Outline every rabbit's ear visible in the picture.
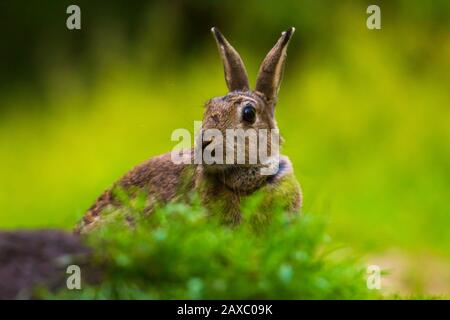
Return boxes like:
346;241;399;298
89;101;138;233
255;27;295;102
211;27;250;92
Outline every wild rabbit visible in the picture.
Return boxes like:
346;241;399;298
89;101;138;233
75;27;301;234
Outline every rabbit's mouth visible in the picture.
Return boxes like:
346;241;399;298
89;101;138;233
202;154;281;181
216;165;272;192
199;136;277;173
202;161;267;173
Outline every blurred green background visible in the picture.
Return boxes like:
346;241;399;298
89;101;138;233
0;0;449;296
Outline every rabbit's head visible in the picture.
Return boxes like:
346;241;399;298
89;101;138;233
199;27;295;177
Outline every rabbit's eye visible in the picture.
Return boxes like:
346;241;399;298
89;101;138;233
242;104;256;124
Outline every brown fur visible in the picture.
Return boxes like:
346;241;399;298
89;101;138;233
75;28;301;234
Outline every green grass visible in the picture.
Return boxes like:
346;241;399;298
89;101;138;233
42;196;375;299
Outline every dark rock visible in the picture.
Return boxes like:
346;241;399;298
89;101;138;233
0;230;90;299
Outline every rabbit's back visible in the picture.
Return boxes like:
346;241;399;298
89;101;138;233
75;151;196;234
120;151;196;201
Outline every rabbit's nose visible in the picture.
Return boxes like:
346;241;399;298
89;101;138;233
202;139;213;151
